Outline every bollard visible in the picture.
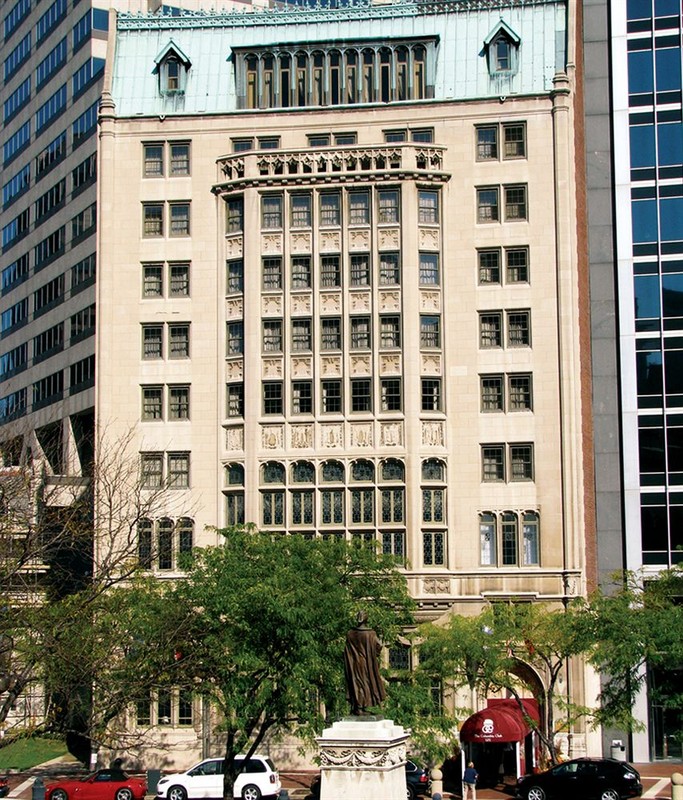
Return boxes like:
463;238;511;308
32;778;45;800
672;771;683;800
430;767;443;799
278;791;290;800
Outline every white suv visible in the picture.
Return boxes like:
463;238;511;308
156;756;281;800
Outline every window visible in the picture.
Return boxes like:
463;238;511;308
227;322;244;356
168;452;190;489
510;444;534;481
480;313;502;348
351;379;372;412
349;192;370;225
34;276;64;315
3;164;30;207
170;263;190;296
291;194;311;228
226;198;243;233
382;530;405;562
421;378;441;411
381;379;402;412
142;387;163;421
70;306;95;341
71;203;96;240
227;383;244;417
523;512;540;565
476;126;498;160
418;191;439;224
225;492;245;525
504;185;527;221
486;30;519;76
169;324;190;358
143;204;163;237
507;248;529;283
350;317;371;350
321;318;341;351
350;254;370;287
477;188;499;222
507;311;531;346
351;488;374;524
292;381;312;414
476;123;526;160
4;121;31;167
481;375;504;412
380;316;401;349
502;512;517;565
292;318;312;351
170;143;190;175
411;128;434;142
143;264;163;297
504;123;526;158
480;512;496;565
291;490;314;525
291;256;311;289
308;134;330;147
262;257;282;291
419;253;440;285
72;152;96;193
232;138;253;152
263;382;283;415
321;380;342;413
320;193;341;227
35;84;67;132
36;37;66;89
379;253;400;286
169;385;190;420
35;131;66;177
142;325;163;359
170;203;190;236
144;144;164;177
482;445;505;482
320;255;341;288
509;374;532;411
479;250;500;284
262;319;283;353
423;531;445;566
261;195;282;229
72;101;98;145
378;190;399;224
37;0;66;43
321;489;344;524
227;259;243;294
420;315;441;349
141;453;163;488
4;77;31;124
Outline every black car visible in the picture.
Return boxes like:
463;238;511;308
516;757;642;800
0;777;9;799
405;759;430;800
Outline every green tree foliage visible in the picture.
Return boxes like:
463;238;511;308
167;528;414;798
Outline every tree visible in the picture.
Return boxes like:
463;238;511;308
167;528;414;799
417;602;592;765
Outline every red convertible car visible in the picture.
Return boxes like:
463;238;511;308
46;770;147;800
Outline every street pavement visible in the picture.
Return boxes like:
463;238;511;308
4;759;682;800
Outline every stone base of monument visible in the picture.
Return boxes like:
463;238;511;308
316;717;409;800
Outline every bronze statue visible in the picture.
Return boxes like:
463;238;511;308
343;610;386;715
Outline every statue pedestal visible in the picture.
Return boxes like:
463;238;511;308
316;717;409;800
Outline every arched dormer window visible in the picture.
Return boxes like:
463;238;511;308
154;40;191;96
484;21;520;78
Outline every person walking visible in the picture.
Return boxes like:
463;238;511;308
462;761;478;800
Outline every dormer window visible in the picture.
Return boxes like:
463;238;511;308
484;21;520;78
154;40;191;96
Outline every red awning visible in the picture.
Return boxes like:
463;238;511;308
460;699;539;743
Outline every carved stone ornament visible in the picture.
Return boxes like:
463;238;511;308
351;423;373;447
226;236;243;258
423;578;450;594
226;427;244;451
350;355;371;375
226;298;243;319
320;231;341;252
319;744;407;769
348;229;370;251
291;425;313;449
321;294;341;313
419;227;440;250
226;360;243;380
381;422;402;447
321;356;342;377
378;291;400;312
262;359;283;379
261;233;283;254
262;426;284;450
291;294;312;315
379;354;401;375
262;295;283;316
350;292;370;312
321;424;343;448
378;229;400;250
421;354;441;374
291;357;312;377
290;231;312;253
420;291;441;312
422;421;444;447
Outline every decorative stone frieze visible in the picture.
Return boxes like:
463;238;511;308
349;291;371;312
423;578;450;594
226;297;243;319
351;423;373;447
348;229;370;251
291;293;312;315
419;227;440;250
420;290;440;311
225;236;243;258
290;231;311;253
350;355;371;375
226;360;243;380
378;228;400;250
381;422;403;447
291;357;312;377
320;424;343;448
421;353;441;374
261;233;283;254
321;357;342;377
320;230;341;252
262;426;284;450
379;354;401;375
262;359;283;378
320;293;341;313
225;427;244;452
378;290;400;312
290;425;313;449
422;420;444;446
262;295;283;316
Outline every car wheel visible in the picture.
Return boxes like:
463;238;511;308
50;790;68;800
526;787;546;800
600;790;620;800
116;789;133;800
167;785;187;800
406;786;415;800
240;786;261;800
